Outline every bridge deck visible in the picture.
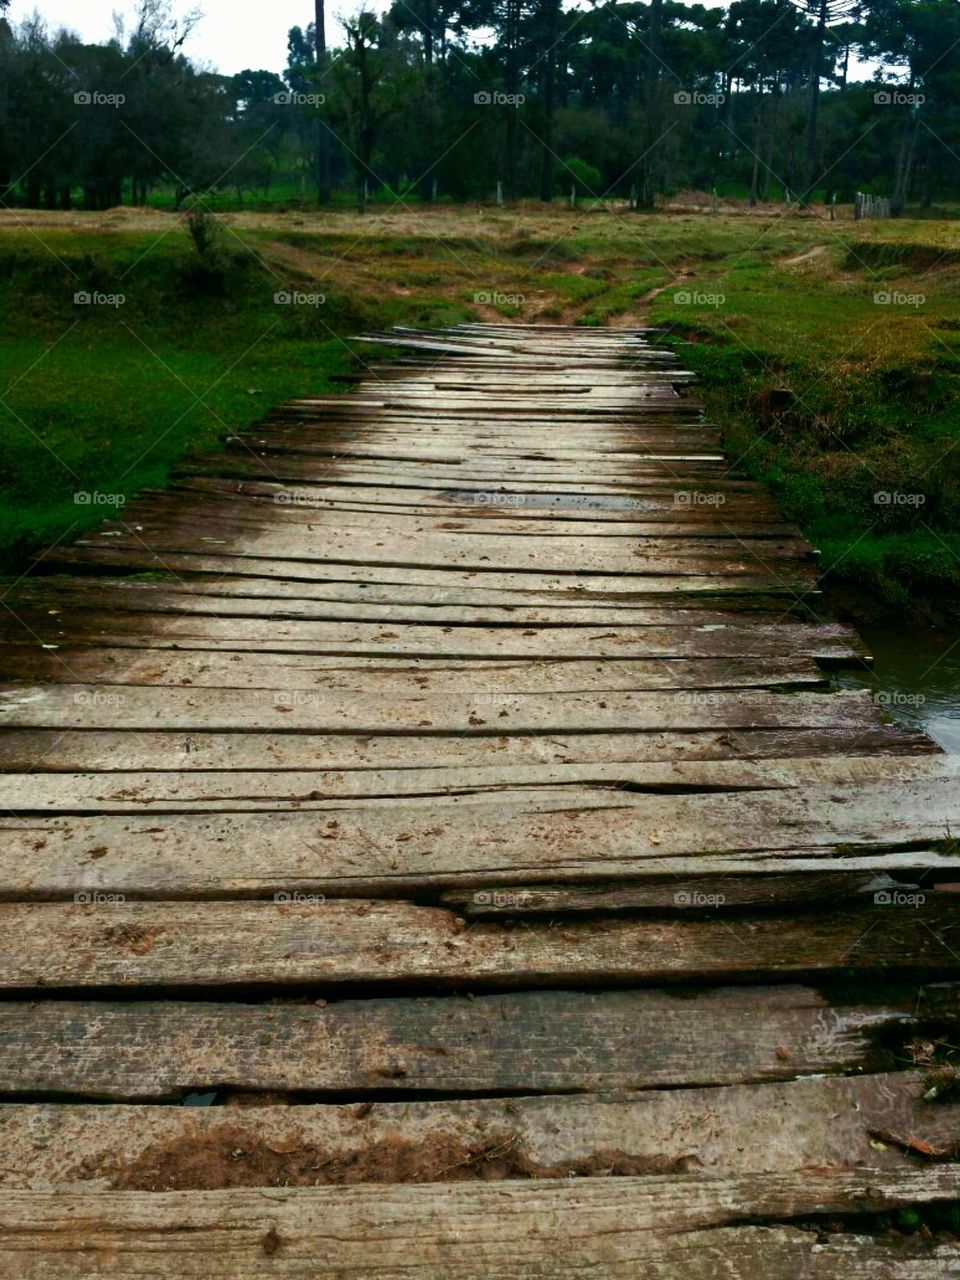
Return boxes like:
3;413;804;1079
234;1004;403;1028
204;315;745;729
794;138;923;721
0;324;958;1276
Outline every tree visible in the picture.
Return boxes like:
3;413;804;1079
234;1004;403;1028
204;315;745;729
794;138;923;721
315;0;331;202
791;0;858;196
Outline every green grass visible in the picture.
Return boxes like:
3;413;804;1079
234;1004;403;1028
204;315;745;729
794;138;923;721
0;223;469;567
647;225;960;621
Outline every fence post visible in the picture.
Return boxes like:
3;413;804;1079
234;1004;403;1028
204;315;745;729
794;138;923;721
496;180;504;208
431;178;438;203
629;183;637;210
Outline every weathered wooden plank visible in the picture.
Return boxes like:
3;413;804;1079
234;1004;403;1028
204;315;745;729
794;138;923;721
74;499;794;542
2;1174;958;1278
37;546;818;600
0;725;928;776
1;583;805;628
0;985;952;1098
0;754;952;813
2;770;958;896
0;567;814;610
171;476;791;525
3;900;957;989
195;460;731;488
65;527;806;575
0;686;882;736
172;456;766;493
442;871;937;914
0;615;866;661
0;1073;954;1189
0;648;825;693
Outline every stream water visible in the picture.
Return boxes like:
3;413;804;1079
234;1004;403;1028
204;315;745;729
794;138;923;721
839;626;960;754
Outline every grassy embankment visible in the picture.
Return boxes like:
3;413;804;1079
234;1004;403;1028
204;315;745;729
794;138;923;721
1;203;958;621
645;218;960;622
0;204;671;567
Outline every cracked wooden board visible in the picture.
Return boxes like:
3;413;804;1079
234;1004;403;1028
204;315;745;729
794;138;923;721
35;546;819;600
2;899;957;990
1;1173;958;1278
442;870;950;914
0;686;882;735
0;985;953;1098
3;767;959;895
0;615;866;660
0;754;954;812
0;1074;954;1189
0;586;810;628
0;649;828;692
0;724;929;774
50;533;808;577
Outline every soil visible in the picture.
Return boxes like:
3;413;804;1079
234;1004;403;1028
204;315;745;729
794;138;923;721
93;1126;698;1191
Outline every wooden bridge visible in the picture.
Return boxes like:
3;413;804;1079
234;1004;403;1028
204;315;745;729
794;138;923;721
0;323;958;1275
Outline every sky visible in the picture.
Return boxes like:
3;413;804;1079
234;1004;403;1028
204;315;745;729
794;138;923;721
10;1;329;74
10;0;743;78
11;0;880;79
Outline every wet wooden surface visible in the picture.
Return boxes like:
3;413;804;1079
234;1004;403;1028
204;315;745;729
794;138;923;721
0;322;957;1275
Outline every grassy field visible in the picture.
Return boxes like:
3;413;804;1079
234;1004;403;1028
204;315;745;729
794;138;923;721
1;201;958;619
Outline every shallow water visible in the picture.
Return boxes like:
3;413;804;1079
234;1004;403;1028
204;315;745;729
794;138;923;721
841;626;960;754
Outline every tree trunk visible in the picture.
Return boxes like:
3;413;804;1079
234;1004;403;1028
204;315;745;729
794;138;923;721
892;110;919;214
315;0;331;204
749;83;763;207
762;79;781;201
802;0;828;199
504;0;520;200
538;0;558;202
635;0;663;210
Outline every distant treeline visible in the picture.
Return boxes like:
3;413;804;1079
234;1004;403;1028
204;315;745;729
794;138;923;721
0;0;957;211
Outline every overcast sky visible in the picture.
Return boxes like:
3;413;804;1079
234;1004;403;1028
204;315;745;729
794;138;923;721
10;0;759;77
10;1;320;73
12;0;880;78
